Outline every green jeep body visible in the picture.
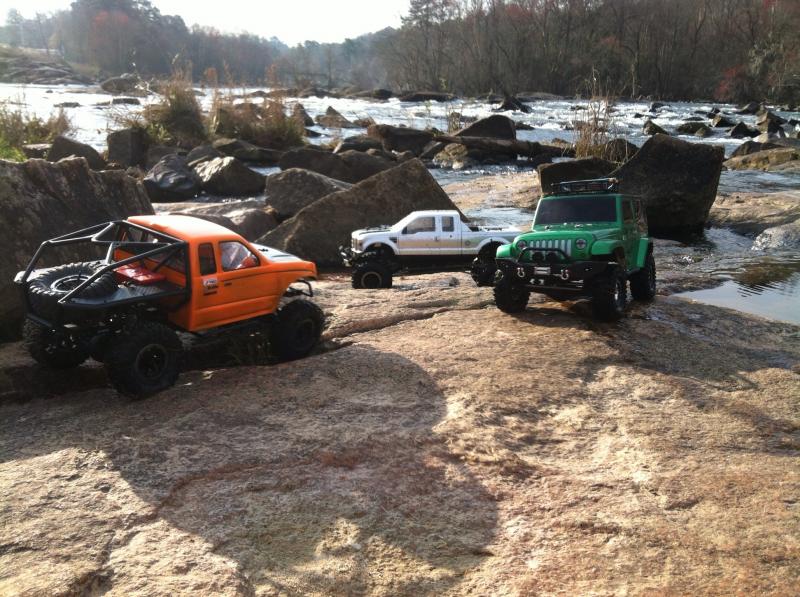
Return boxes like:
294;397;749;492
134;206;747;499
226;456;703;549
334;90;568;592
493;178;656;320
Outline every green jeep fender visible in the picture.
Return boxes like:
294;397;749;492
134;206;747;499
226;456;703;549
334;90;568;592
496;244;514;259
590;240;624;259
634;239;653;268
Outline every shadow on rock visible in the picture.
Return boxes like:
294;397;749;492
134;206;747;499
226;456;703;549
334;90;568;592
0;344;498;595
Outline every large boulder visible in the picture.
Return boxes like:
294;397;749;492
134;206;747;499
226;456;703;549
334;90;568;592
495;95;531;113
47;136;106;170
455;115;516;140
265;169;352;220
212;138;282;165
367;124;434;155
0;158;152;337
143;155;200;202
730;140;782;158
756;110;786;133
537;158;615;195
333;135;383;154
156;199;278;240
601;138;639;163
278;147;394;184
258;159;461;265
185;145;223;168
107;128;147;168
193;157;266;197
611;134;724;234
351;88;393;100
291;103;314;127
728;122;759;139
643;119;668;136
676;121;710;135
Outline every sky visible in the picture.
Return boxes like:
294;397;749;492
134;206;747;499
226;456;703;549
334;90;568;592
1;0;410;45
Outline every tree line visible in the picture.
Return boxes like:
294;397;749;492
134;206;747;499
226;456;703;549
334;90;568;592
2;0;798;103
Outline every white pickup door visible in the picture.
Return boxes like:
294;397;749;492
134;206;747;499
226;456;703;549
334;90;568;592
397;213;462;255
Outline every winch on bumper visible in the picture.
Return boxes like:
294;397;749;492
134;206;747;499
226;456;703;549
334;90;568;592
496;247;608;292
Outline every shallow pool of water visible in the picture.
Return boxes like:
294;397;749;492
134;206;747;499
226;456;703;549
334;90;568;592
676;256;800;324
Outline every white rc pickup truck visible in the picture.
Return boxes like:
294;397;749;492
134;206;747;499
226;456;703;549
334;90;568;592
340;210;522;288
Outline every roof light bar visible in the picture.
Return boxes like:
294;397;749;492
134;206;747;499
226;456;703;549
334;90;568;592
553;177;619;196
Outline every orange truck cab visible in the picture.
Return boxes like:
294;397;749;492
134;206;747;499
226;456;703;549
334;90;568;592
125;215;318;332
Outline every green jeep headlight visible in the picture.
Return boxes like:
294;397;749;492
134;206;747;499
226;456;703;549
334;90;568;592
516;240;528;249
576;239;587;250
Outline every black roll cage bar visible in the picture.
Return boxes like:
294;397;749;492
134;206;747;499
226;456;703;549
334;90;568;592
18;220;191;309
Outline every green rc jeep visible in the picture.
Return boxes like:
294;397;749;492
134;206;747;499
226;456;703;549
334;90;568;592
493;178;656;320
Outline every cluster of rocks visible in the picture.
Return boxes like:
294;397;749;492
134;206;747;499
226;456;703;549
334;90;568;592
0;53;91;85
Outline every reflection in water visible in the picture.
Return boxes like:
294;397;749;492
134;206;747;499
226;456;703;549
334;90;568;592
678;259;800;324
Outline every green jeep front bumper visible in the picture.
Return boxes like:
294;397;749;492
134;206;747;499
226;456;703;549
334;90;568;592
496;250;609;293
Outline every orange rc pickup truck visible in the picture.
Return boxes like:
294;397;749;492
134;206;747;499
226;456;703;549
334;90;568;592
14;215;324;397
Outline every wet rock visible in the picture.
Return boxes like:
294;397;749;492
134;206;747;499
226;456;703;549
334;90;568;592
538;158;616;195
514;121;534;130
649;101;668;112
21;143;51;159
146;145;184;169
419;141;447;160
212;138;282;165
193;157;266;197
724;147;800;172
111;97;141;106
47;136;106;170
265;168;352;220
315;106;359;129
735;101;761;115
601;138;639;163
158;199;278;240
259;159;460;265
612;134;724;234
756;109;786;134
0;158;152;337
711;114;735;128
278;147;394;184
398;91;456;102
351;88;393;100
333;135;383;154
729;140;782;158
107;128;147;168
185;145;223;168
297;87;341;99
100;73;142;95
709;192;800;236
676;121;710;135
353;117;376;128
752;221;800;251
495;95;531;113
143;155;201;202
694;124;713;138
433;144;480;170
728;122;759;138
643;119;668;136
366;124;435;156
291;103;314;127
54;101;80;108
455;115;516;140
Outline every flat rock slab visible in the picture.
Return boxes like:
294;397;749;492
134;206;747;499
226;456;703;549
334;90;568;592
1;273;798;595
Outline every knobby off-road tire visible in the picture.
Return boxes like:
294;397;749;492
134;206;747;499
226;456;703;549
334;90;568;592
494;280;530;313
351;261;393;289
22;319;88;369
630;252;657;301
28;261;118;320
470;251;498;287
105;321;182;398
591;267;628;321
270;299;325;361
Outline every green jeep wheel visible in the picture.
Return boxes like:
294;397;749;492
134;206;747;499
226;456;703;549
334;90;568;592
494;280;530;313
591;267;627;321
630;252;657;301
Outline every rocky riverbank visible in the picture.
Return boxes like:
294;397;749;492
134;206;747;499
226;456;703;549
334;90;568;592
1;272;798;595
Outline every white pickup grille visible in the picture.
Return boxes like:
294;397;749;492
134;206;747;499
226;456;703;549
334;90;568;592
530;239;571;257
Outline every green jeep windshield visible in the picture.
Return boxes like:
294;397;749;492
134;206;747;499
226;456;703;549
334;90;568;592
535;196;617;225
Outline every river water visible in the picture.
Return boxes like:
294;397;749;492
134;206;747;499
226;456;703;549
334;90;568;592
1;83;799;323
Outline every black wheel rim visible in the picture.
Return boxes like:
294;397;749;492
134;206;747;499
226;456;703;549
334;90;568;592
362;271;382;289
51;274;91;293
616;277;626;309
649;266;656;292
135;344;169;380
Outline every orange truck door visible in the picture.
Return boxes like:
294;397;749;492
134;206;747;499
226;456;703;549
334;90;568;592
192;241;280;330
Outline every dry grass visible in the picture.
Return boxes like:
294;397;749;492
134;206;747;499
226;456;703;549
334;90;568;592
0;101;72;159
138;70;207;148
572;72;617;159
208;92;304;150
